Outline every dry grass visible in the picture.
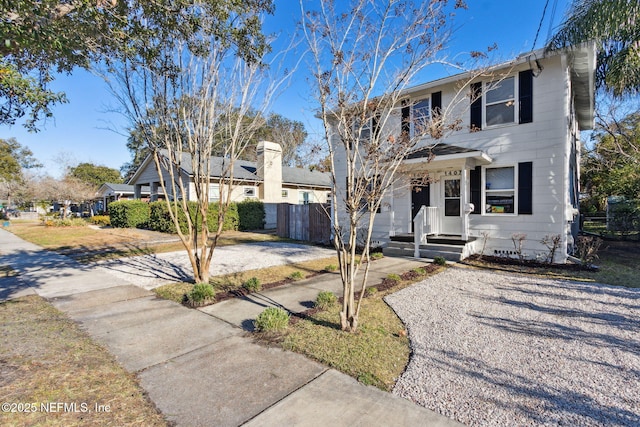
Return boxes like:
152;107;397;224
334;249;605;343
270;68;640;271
468;239;640;288
0;295;168;427
263;265;444;391
154;256;339;303
7;220;291;263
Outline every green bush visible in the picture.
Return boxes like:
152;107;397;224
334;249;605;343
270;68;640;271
148;201;239;234
365;286;378;297
90;215;111;226
242;277;262;292
186;283;216;307
370;252;383;260
385;273;401;285
412;267;426;275
288;271;304;281
324;264;338;272
254;307;289;332
237;199;265;231
315;291;337;309
433;256;447;266
108;200;150;228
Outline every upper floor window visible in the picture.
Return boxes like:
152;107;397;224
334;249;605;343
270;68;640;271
282;189;289;198
411;98;431;137
299;191;313;204
485;77;515;127
244;187;256;198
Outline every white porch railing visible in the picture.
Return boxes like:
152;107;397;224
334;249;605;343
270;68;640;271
413;206;440;257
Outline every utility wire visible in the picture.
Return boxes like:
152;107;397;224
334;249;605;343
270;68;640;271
533;0;552;49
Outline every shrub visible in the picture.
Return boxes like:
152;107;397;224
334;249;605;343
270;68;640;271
370;252;383;260
242;277;262;293
254;307;289;332
365;286;378;297
324;264;337;272
109;200;150;228
237;199;265;231
186;283;216;307
90;215;111;226
433;256;447;266
315;291;337;309
148;201;239;234
385;273;401;285
412;267;426;275
288;271;304;281
45;217;87;227
576;235;603;265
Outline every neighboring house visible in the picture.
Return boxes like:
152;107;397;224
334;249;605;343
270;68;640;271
332;44;595;263
127;141;332;227
94;183;150;213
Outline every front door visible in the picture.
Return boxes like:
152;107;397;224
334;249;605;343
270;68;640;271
442;178;461;235
411;184;430;232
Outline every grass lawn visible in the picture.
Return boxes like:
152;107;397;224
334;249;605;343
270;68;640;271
0;295;167;427
256;264;444;391
6;220;291;263
466;239;640;288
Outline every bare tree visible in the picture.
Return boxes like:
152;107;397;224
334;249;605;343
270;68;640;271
104;3;291;283
39;175;96;219
302;0;478;332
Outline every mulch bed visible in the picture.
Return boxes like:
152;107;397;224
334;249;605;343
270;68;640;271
462;254;597;272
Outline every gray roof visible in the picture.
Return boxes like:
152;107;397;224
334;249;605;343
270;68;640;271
167;151;331;188
99;183;150;193
407;143;478;159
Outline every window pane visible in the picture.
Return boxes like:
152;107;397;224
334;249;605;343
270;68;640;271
486;194;514;213
413;99;430;120
486;102;515;126
444;179;460;197
445;199;460;216
486;77;514;104
486;167;514;190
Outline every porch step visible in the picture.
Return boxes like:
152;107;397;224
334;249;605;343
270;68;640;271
383;241;466;262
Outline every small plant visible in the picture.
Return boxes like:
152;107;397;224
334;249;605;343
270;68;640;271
365;286;378;297
412;267;426;275
242;277;261;292
541;234;562;264
385;273;401;285
186;283;215;307
511;233;527;263
478;231;490;260
433;256;447;266
90;215;111;226
575;235;603;266
254;307;289;332
370;252;383;260
288;271;304;281
315;291;337;309
324;264;338;272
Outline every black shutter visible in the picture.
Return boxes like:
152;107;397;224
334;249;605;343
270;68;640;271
470;82;482;131
519;70;533;124
518;162;533;215
431;91;442;117
401;102;410;138
470;166;481;214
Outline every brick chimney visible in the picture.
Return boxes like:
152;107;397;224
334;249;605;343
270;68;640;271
256;141;282;202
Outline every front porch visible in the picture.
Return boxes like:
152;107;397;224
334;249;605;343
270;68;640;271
383;233;478;262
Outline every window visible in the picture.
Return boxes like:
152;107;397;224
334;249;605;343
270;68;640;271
244;187;256;198
299;191;313;204
208;184;220;202
485;167;515;214
485;77;515;126
444;179;460;216
282;189;289;198
411;98;431;137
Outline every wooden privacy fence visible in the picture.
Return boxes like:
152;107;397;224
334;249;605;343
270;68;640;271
277;203;331;244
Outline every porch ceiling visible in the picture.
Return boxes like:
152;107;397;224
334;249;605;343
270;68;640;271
402;143;492;171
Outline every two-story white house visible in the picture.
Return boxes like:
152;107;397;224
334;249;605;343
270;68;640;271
332;44;595;263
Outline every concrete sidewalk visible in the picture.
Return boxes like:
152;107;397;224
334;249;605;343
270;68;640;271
0;228;462;426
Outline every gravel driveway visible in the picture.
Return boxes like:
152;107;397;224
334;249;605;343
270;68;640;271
385;266;640;426
94;242;335;289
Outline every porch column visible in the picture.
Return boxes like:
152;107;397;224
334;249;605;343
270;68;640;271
134;184;142;199
461;168;469;241
389;181;395;237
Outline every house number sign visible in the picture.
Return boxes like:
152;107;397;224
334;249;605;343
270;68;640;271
443;170;461;176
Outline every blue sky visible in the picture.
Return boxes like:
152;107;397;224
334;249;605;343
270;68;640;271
2;0;571;178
